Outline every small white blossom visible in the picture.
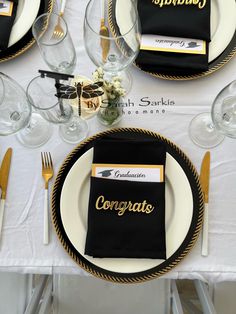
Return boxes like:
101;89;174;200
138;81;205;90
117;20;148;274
97;67;103;75
113;76;122;82
113;81;121;89
93;72;99;81
109;94;116;100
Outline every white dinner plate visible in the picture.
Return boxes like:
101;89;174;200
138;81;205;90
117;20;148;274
60;148;193;273
8;0;41;47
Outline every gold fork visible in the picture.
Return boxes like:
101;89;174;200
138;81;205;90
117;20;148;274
52;0;67;39
41;152;54;245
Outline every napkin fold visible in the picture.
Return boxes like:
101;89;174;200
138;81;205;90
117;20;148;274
136;0;211;74
0;0;18;50
85;136;167;259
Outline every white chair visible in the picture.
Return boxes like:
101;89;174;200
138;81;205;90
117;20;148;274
51;275;171;314
0;272;33;314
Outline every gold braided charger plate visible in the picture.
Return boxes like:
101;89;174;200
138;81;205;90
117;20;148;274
0;0;53;63
108;0;236;80
52;128;204;283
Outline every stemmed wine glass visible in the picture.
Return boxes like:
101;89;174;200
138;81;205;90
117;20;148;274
83;0;141;92
26;75;89;144
32;12;77;74
189;80;236;148
0;73;52;148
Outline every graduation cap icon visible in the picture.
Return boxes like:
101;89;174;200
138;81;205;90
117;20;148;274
186;42;200;48
0;3;7;9
98;170;113;177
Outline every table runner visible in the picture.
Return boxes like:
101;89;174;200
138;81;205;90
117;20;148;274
0;0;236;284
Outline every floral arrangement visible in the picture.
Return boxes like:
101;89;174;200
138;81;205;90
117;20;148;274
92;67;126;126
92;67;126;101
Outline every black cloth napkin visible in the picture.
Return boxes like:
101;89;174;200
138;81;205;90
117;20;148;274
0;0;18;50
136;0;211;74
85;137;167;259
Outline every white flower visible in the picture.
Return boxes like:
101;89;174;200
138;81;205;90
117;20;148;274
120;89;126;96
92;67;126;99
97;67;104;75
109;94;116;100
113;81;121;89
93;72;99;81
112;76;122;83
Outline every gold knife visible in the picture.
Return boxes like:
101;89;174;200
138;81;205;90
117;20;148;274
200;151;211;256
0;148;12;241
99;0;110;63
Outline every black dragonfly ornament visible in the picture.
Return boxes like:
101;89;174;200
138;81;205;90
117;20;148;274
55;81;104;116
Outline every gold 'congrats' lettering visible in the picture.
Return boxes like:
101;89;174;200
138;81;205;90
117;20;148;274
95;195;155;216
151;0;207;9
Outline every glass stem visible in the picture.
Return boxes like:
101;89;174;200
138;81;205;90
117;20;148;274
206;122;215;132
56;79;66;116
59;99;66;116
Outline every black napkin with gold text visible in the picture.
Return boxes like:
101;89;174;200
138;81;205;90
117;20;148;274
85;137;166;259
0;0;18;50
135;0;211;74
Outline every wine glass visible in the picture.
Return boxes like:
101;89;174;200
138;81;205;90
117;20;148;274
26;75;89;144
83;0;141;92
0;72;52;148
189;80;236;148
32;12;77;74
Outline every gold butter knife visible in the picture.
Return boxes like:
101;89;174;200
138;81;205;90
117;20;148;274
0;148;12;242
200;151;210;256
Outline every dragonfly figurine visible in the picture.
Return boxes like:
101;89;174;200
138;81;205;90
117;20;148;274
55;81;104;116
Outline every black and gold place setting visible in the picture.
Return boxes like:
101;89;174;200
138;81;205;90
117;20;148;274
108;0;236;80
0;0;236;290
0;0;53;63
51;128;204;283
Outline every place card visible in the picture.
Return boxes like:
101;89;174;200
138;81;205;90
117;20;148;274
141;34;206;55
92;163;164;182
0;1;13;17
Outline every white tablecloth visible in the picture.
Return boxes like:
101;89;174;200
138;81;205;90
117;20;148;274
0;0;236;284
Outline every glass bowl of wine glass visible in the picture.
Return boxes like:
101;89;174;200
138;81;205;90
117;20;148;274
189;80;236;148
0;72;52;148
83;0;141;93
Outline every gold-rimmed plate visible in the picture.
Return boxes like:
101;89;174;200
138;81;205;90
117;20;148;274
0;0;53;63
52;128;204;283
109;0;236;80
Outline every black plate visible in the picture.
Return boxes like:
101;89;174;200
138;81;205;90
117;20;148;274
108;0;236;80
0;0;53;63
51;128;204;283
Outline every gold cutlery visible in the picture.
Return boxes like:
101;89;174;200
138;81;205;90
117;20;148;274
41;152;54;245
99;0;110;62
200;151;211;256
0;148;12;242
52;0;67;39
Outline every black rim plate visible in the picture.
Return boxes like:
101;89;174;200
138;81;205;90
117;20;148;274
52;128;204;283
